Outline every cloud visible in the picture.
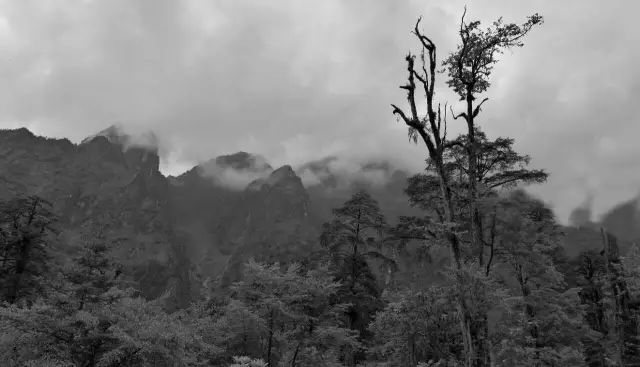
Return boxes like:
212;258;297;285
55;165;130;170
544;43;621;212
197;163;271;191
0;0;638;221
296;156;398;190
568;194;594;227
81;124;159;152
196;152;273;190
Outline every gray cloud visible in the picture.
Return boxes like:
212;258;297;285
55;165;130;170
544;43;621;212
197;154;273;191
297;157;396;189
0;0;638;222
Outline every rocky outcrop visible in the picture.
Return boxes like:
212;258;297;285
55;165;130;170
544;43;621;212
0;127;196;309
173;163;316;286
0;127;454;302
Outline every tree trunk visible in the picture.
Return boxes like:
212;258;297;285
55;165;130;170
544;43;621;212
290;340;302;367
266;310;275;367
8;237;31;303
464;89;491;367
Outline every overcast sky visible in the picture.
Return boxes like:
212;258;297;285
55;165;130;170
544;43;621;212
0;0;638;222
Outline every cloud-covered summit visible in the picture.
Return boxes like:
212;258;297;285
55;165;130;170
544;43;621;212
0;0;638;222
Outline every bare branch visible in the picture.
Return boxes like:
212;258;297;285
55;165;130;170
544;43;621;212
449;105;468;121
391;104;412;126
472;98;489;118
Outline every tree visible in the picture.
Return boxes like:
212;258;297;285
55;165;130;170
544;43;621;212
574;249;610;367
0;230;215;366
0;196;57;303
444;9;543;272
370;287;462;365
391;10;543;366
490;191;585;366
402;129;548;266
229;356;268;367
319;190;391;365
579;231;640;366
204;299;265;363
220;260;359;367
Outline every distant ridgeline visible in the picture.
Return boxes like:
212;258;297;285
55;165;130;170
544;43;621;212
0;127;638;307
0;127;421;306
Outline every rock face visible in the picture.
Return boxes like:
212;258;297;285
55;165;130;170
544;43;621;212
0;128;425;302
296;156;420;228
0;128;318;305
168;155;314;286
601;198;640;244
0;127;194;308
562;197;640;259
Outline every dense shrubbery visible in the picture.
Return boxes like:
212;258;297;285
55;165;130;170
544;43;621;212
2;191;640;366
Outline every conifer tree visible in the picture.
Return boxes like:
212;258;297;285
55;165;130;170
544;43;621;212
319;190;391;365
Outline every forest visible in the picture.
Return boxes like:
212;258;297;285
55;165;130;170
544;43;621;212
1;8;639;367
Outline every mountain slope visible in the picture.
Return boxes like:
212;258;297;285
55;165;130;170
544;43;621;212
0;127;196;309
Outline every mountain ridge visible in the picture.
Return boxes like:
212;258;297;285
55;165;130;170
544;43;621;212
2;127;638;305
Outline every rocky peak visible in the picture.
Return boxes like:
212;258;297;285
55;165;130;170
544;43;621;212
601;196;640;243
0;128;74;150
0;127;35;141
265;165;296;185
247;165;305;193
245;165;309;220
81;125;158;151
80;125;160;173
192;152;272;190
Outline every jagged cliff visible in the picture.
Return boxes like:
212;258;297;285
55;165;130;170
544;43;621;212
0;128;320;305
0;127;194;308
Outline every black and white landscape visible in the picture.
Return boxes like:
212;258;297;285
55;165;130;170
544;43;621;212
0;1;639;366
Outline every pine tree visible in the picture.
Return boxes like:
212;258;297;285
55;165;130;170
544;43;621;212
320;190;391;365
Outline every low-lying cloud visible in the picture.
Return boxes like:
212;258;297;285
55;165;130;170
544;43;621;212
296;156;399;190
0;0;638;222
196;154;273;191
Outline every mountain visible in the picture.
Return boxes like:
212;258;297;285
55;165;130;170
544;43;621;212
0;128;321;306
561;196;640;258
5;127;636;308
601;197;640;244
0;127;195;309
168;156;314;286
296;156;420;227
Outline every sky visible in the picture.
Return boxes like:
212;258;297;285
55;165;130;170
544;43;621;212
0;0;638;223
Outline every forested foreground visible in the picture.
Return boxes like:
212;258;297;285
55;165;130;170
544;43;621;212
2;9;640;367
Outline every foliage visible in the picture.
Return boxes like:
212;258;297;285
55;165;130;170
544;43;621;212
490;191;585;366
0;233;215;367
208;260;360;366
370;287;462;365
443;9;543;99
0;196;57;303
320;191;391;364
229;356;268;367
2;7;640;367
